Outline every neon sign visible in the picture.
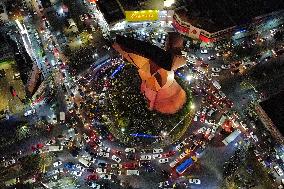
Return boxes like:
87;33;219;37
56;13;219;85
125;10;159;22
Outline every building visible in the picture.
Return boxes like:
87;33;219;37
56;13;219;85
258;91;284;144
172;0;284;42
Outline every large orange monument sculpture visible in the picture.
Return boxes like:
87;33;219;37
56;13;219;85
113;34;187;114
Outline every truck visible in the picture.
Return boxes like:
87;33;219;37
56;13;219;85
47;146;63;152
59;112;65;122
212;80;221;90
222;129;241;146
176;156;197;175
78;157;91;167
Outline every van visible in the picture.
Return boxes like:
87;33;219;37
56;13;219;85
47;146;63;152
79;157;91;167
126;170;139;175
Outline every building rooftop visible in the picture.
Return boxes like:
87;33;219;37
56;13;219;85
260;91;284;136
115;35;174;71
177;0;284;33
96;0;125;24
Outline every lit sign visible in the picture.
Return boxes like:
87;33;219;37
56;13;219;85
125;10;159;22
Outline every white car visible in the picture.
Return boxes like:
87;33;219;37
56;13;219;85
53;161;62;167
71;171;83;177
159;181;170;187
112;155;121;163
193;115;198;122
211;67;221;72
76;164;85;171
98;152;109;158
153;154;163;159
126;170;139;175
125;148;135;153
179;152;188;159
159;158;169;164
274;166;284;176
201;49;208;54
208;56;216;60
211;73;219;77
96;167;107;174
111;164;119;168
189;178;201;184
153;148;163;153
221;64;230;69
89;182;101;189
169;159;179;167
100;174;111;180
24;109;35;116
100;147;110;152
140;155;152;160
198;127;206;133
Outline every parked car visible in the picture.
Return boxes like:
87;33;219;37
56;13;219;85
189;178;201;184
159;158;169;164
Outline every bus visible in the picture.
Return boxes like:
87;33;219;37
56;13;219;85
176;156;197;175
222;129;241;146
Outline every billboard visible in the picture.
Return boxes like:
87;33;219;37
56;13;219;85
125;10;159;22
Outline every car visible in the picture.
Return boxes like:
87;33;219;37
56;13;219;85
53;161;62;167
153;154;163;159
159;158;169;164
46;139;56;145
126;170;139;175
198;127;206;134
201;49;208;54
96;167;107;174
212;67;221;72
140;155;152;160
98;152;109;158
201;107;207;115
121;162;137;169
211;73;219;77
159;181;170;188
125;148;135;153
274;166;284;176
221;64;230;69
163;150;176;157
169;159;179;167
13;73;20;79
24;109;35;116
208;56;216;60
64;162;75;170
200;115;206;123
207;109;216;116
99;147;110;152
189;178;201;184
153;148;163;153
71;171;83;177
87;182;101;188
100;174;111;180
111;155;121;163
98;162;107;167
76;163;86;170
179;152;188;159
111;164;119;168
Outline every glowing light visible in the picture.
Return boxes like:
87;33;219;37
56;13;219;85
164;0;175;7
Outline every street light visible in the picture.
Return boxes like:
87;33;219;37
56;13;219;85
190;103;195;110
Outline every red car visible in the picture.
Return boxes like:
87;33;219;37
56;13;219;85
163;150;176;158
121;162;137;169
200;115;206;123
86;174;98;181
